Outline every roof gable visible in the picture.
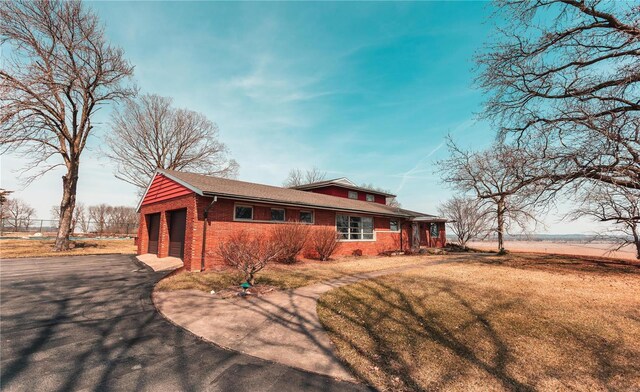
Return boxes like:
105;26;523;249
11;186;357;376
137;172;197;211
291;178;396;197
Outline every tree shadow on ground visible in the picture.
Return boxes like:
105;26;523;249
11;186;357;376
316;275;640;391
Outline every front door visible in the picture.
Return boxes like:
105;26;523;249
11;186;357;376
168;209;187;259
411;222;420;251
147;213;160;255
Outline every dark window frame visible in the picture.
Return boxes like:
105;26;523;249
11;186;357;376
271;208;286;222
234;205;253;220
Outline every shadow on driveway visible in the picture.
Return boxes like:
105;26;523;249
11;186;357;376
0;255;369;391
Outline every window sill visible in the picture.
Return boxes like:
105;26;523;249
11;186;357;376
232;218;314;224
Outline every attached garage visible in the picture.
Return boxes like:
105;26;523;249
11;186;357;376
168;209;187;259
146;213;160;255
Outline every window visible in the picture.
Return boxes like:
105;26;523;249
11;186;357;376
390;219;399;232
348;190;358;199
430;223;439;238
337;215;374;240
271;208;285;222
300;211;313;224
366;194;375;202
235;205;253;220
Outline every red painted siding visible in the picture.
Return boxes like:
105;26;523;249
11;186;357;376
308;186;387;204
141;174;193;206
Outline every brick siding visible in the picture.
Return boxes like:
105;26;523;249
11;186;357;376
139;191;444;272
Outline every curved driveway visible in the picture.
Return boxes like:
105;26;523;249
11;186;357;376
0;255;369;391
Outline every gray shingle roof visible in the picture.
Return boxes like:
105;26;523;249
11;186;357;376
159;169;435;218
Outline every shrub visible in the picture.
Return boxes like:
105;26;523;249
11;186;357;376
217;230;282;285
271;223;310;264
351;249;363;257
310;227;340;261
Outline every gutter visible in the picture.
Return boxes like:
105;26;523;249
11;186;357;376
201;192;414;219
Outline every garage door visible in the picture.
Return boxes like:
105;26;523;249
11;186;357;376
147;213;160;255
168;209;187;259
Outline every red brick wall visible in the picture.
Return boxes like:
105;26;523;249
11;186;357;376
193;195;415;270
308;186;387;204
138;192;441;271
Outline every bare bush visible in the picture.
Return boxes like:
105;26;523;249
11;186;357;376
310;227;340;261
271;223;310;264
217;231;282;285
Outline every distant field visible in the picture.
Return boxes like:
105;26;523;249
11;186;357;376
468;240;638;261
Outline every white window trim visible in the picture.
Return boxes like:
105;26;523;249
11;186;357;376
348;190;358;199
389;219;400;233
299;210;314;224
233;204;254;221
270;208;286;222
366;194;375;202
335;214;376;242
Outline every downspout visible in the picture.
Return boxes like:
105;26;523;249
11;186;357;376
200;196;218;272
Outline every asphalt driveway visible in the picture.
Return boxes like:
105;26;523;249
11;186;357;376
0;254;368;392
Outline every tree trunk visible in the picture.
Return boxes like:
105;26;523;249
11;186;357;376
54;164;79;251
632;225;640;260
497;199;505;252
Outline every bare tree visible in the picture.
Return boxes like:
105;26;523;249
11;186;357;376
4;199;35;231
360;183;401;207
478;0;640;191
88;204;112;236
283;167;327;187
105;94;239;191
0;189;12;235
440;140;544;252
0;0;135;250
106;205;137;234
74;202;87;233
569;184;640;259
438;196;492;248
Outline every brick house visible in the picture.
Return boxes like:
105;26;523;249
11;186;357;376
136;169;446;271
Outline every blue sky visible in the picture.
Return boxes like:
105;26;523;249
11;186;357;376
1;1;603;234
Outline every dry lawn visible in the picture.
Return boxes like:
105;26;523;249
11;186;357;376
318;254;640;391
0;239;136;259
155;255;436;292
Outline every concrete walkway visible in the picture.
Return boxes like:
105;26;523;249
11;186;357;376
154;259;452;382
137;253;183;271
